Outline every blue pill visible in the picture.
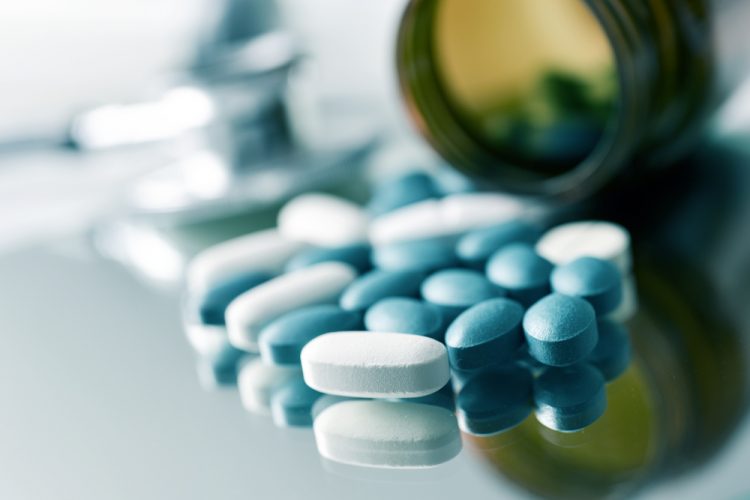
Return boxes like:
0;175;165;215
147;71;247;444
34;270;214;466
339;269;424;311
421;268;504;322
486;243;553;307
456;366;533;435
372;237;458;272
184;271;272;325
196;358;241;390
364;297;444;339
285;244;372;274
445;298;525;370
400;383;455;412
367;171;440;216
523;294;598;367
457;221;542;267
551;256;623;315
258;305;362;365
587;319;631;381
271;376;322;428
533;364;606;432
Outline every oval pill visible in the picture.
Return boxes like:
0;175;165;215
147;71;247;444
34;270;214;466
237;358;301;416
533;364;607;432
551;256;623;315
368;200;445;245
184;270;272;326
587;319;631;381
258;305;362;365
456;220;542;267
278;193;369;247
285;244;371;275
372;237;458;272
523;294;598;367
339;269;424;311
271;376;322;428
301;331;450;398
421;268;504;321
445;298;525;370
226;262;357;352
536;221;632;274
313;400;462;468
364;298;444;339
486;243;553;306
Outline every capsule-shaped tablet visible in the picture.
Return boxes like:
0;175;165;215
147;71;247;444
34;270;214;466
456;220;542;267
536;221;632;274
271;376;322;428
372;237;458;272
368;200;445;245
533;364;607;432
278;193;369;247
364;298;443;339
237;358;301;416
421;268;504;322
367;171;440;216
441;193;527;234
523;294;598;367
339;269;425;311
226;262;357;352
301;331;450;398
486;243;553;306
456;366;533;435
258;305;362;365
551;256;623;315
285;244;372;274
445;298;525;370
184;270;272;326
313;400;462;468
187;229;303;292
587;319;631;381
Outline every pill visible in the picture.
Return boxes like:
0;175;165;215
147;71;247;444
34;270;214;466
441;193;527;233
486;243;553;307
364;298;443;339
400;383;455;412
536;221;631;274
258;305;362;365
196;359;241;390
184;270;272;326
285;244;372;274
313;400;462;468
278;193;369;247
311;394;356;420
421;268;504;321
270;376;322;428
523;294;598;367
368;200;444;245
372;237;458;272
607;273;638;322
184;323;245;367
301;331;450;398
367;171;440;216
187;228;303;292
237;358;300;416
456;366;533;435
533;364;607;432
432;167;477;195
226;262;357;352
339;269;425;311
587;319;631;381
445;298;525;370
551;256;623;315
456;220;542;267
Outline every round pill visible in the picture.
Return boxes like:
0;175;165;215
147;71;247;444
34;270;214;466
456;366;533;435
367;171;440;216
226;262;357;352
364;298;443;339
523;294;598;367
285;244;372;274
258;305;362;365
536;221;631;274
301;331;450;398
551;256;623;315
372;237;458;272
278;193;369;247
456;220;542;267
533;364;607;432
271;376;323;428
339;269;424;311
313;400;462;468
486;243;553;306
421;268;504;321
587;319;631;381
445;298;525;370
237;358;300;416
184;270;272;326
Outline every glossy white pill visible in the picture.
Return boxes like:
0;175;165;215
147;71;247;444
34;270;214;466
226;262;357;352
187;229;303;292
441;193;526;231
278;193;369;247
368;200;444;245
301;332;450;398
314;400;462;468
536;221;632;273
237;358;300;416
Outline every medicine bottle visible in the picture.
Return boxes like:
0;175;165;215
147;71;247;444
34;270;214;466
396;0;750;198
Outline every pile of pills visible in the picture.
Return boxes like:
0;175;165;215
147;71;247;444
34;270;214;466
182;170;634;469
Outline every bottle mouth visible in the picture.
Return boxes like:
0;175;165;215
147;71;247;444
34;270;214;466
397;0;633;198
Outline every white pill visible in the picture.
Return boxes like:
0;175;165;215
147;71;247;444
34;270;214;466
237;357;301;416
314;400;461;468
187;229;303;292
441;193;526;231
536;221;632;273
368;200;444;245
226;262;357;352
301;331;450;398
278;193;369;247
